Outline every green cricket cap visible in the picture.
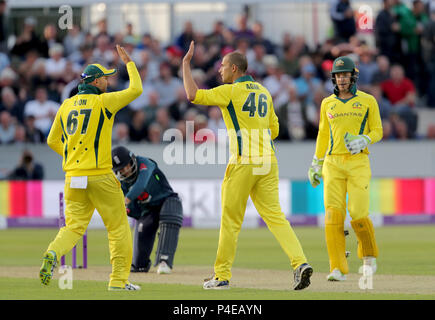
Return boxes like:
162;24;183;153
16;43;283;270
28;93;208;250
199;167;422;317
81;63;117;84
331;56;359;74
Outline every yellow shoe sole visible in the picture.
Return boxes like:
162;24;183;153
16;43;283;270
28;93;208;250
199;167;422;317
39;251;57;286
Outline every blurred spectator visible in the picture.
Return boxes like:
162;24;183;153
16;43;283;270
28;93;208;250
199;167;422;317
10;16;44;58
369;84;393;120
207;106;225;141
63;24;85;58
375;0;401;64
13;124;26;144
280;44;300;78
381;64;416;107
423;5;435;107
95;18;110;38
0;110;15;143
233;14;255;42
23;86;59;136
144;90;160;126
293;63;322;106
390;112;411;139
113;122;130;144
176;21;195;53
92;34;114;66
286;87;306;140
148;122;163;144
247;42;267;78
155;108;175;133
205;21;226;49
8;150;44;180
0;0;8;53
129;110;148;142
24;115;45;143
262;55;293;111
371;55;391;85
40;24;61;58
168;87;193;122
382;119;394;139
252;21;275;54
193;113;214;143
329;0;357;43
0;86;24;123
357;46;378;90
45;44;67;80
154;61;183;108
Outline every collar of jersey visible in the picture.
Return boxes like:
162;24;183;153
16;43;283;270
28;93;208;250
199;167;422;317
234;75;255;83
77;83;103;95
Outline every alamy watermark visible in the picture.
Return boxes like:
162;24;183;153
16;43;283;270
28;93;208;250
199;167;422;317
58;5;73;30
162;121;276;175
358;265;374;290
58;265;73;290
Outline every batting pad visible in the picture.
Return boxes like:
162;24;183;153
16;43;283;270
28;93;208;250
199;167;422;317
351;217;379;259
325;208;349;274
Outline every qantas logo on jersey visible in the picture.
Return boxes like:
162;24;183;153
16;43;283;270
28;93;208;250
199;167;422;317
139;163;147;171
327;111;363;119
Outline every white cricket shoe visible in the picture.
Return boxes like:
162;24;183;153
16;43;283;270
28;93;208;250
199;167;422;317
108;282;141;291
327;268;347;281
203;277;230;290
157;261;172;274
363;256;377;274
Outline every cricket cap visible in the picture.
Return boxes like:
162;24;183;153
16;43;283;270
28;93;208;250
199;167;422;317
80;64;116;84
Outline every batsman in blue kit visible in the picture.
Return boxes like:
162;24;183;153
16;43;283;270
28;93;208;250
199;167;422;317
112;146;183;274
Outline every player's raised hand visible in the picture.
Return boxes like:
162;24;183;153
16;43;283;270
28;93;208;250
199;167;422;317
116;44;132;64
183;41;195;63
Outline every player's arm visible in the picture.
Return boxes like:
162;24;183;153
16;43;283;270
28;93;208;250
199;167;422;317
366;96;383;144
314;99;329;159
182;41;199;101
269;98;279;140
308;99;328;187
125;158;156;203
102;45;143;115
47;106;64;156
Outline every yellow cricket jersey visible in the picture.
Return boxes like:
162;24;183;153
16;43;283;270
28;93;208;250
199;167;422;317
47;61;142;176
315;89;383;159
193;75;279;163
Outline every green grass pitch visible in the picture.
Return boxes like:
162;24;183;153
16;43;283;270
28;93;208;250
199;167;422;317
1;225;435;300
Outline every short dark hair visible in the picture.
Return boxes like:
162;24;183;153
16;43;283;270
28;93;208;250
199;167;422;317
226;52;248;73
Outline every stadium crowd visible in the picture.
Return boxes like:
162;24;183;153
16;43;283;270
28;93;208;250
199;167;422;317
0;0;435;146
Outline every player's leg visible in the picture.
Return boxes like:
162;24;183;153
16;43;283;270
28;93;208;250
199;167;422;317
323;156;349;278
154;195;183;273
347;154;378;272
131;211;159;272
250;163;307;270
212;164;253;283
40;182;94;285
88;173;133;289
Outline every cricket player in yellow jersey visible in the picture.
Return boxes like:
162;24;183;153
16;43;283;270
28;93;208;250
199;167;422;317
39;45;143;290
308;56;383;281
183;41;312;290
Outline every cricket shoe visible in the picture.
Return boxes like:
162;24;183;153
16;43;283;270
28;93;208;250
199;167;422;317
327;268;346;281
39;250;57;286
203;276;230;290
157;261;172;274
293;263;313;290
362;256;377;274
131;261;151;273
108;282;141;291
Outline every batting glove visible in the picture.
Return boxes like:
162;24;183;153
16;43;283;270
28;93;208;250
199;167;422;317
308;156;324;188
344;132;371;155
